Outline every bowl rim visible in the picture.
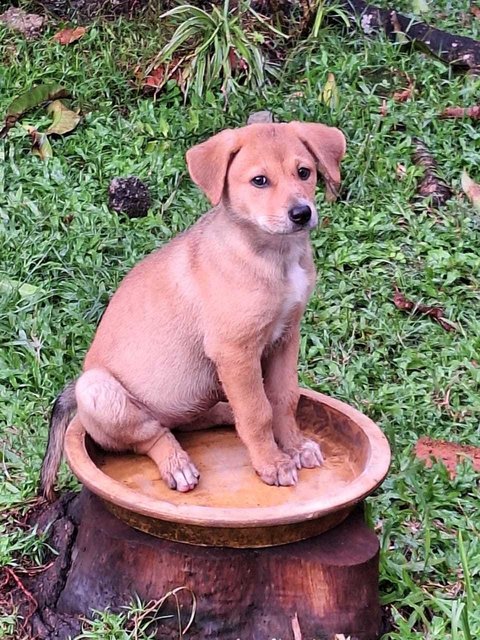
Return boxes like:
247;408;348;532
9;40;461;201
64;388;391;528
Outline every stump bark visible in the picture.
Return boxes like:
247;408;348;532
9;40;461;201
29;489;383;639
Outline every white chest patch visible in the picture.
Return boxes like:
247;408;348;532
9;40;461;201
270;262;310;343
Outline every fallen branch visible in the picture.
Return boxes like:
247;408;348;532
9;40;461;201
335;0;480;71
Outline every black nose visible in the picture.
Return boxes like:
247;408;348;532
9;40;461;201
288;204;312;226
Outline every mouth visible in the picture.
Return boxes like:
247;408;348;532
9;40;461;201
255;211;318;235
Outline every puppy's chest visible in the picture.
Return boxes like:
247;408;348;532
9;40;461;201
270;262;311;343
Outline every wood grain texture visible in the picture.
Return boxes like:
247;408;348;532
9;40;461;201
58;491;382;640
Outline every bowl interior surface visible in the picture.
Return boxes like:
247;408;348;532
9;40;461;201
78;391;383;522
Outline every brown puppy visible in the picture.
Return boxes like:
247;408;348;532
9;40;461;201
40;121;346;500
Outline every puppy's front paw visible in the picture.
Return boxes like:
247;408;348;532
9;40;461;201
256;454;298;487
285;437;324;470
161;451;200;492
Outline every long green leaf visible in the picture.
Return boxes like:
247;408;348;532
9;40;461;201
159;19;206;59
248;6;290;39
193;54;206;97
159;4;214;23
1;84;70;138
194;24;221;57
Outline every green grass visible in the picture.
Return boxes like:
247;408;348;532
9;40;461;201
1;6;480;639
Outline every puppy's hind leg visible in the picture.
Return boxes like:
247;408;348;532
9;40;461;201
76;369;199;492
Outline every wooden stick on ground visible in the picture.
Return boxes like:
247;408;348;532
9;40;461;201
334;0;480;71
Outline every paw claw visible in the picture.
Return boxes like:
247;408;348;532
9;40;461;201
162;454;200;492
256;454;298;487
285;438;324;470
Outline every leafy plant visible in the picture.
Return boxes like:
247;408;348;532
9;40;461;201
148;0;281;99
307;0;351;39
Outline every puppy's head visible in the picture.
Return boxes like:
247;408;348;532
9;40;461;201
186;121;346;235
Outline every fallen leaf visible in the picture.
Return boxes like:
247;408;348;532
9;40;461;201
228;47;248;72
291;613;302;640
144;65;166;89
141;56;185;93
46;100;81;135
379;99;388;117
1;84;70;138
322;73;338;109
393;74;414;102
52;26;86;45
393;285;456;332
440;105;480;119
412;137;452;208
471;4;480;19
25;126;53;160
0;7;44;39
461;170;480;210
395;290;455;331
0;278;41;298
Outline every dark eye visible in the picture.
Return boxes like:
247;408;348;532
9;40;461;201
251;175;268;188
298;167;311;180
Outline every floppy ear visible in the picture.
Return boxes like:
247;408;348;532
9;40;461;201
186;129;239;206
290;122;346;202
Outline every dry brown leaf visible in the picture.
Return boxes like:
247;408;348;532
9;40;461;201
393;74;414;102
24;126;53;160
461;170;480;211
393;285;456;332
440;105;480;119
144;65;166;89
471;4;480;19
412;137;453;208
291;613;302;640
390;11;409;43
141;56;185;93
52;26;86;45
46;100;81;135
228;46;248;72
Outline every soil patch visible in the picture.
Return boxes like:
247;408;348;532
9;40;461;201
415;437;480;478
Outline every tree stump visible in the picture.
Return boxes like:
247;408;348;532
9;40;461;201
42;490;381;639
28;390;389;638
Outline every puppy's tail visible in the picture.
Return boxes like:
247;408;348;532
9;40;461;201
39;380;77;502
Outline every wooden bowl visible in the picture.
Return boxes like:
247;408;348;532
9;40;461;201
64;389;390;548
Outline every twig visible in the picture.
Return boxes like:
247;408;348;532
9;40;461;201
1;566;38;636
